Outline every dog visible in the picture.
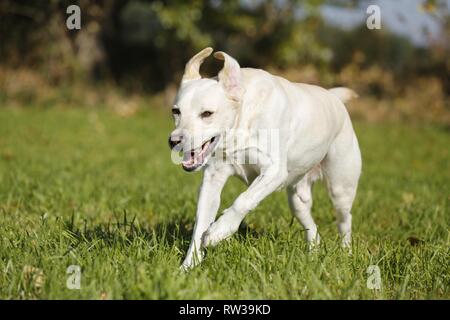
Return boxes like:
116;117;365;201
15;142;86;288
169;48;362;270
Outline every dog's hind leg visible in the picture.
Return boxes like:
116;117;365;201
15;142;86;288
322;121;361;248
287;169;321;247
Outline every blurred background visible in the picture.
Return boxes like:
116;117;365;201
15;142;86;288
0;0;449;124
0;1;449;300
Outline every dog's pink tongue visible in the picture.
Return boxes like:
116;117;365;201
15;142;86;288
182;142;210;168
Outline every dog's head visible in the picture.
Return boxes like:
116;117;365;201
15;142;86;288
169;48;244;172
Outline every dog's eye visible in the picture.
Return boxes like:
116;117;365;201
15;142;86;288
172;108;180;116
200;111;213;118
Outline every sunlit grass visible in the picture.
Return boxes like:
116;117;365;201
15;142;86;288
0;107;448;299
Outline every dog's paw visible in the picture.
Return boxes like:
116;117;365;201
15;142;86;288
201;214;239;247
179;262;193;272
201;227;221;247
306;232;321;252
180;251;204;271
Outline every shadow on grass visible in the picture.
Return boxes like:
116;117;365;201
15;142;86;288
62;212;265;253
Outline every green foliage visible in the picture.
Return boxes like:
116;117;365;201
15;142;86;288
1;0;449;95
0;107;448;299
0;0;332;89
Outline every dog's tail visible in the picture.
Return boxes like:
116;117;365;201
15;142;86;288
328;87;359;104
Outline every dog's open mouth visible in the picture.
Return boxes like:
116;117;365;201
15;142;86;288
182;135;220;172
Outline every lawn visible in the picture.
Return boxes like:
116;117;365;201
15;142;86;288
0;107;448;299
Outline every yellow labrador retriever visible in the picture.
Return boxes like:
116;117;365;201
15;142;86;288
168;48;361;270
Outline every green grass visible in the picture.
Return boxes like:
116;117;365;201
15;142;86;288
0;107;448;299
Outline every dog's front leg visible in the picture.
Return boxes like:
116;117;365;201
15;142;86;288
181;165;232;270
202;164;287;247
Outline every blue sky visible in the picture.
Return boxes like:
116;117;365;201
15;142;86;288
321;0;450;46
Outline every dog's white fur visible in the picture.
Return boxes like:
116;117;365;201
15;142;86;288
169;48;362;270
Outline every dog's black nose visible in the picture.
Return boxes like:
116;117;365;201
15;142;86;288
168;136;182;149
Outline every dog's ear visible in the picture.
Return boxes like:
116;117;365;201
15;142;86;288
214;51;244;102
182;47;213;83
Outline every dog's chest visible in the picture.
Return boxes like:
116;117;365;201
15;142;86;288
231;163;260;185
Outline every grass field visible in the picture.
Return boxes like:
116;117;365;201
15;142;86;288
0;107;448;299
